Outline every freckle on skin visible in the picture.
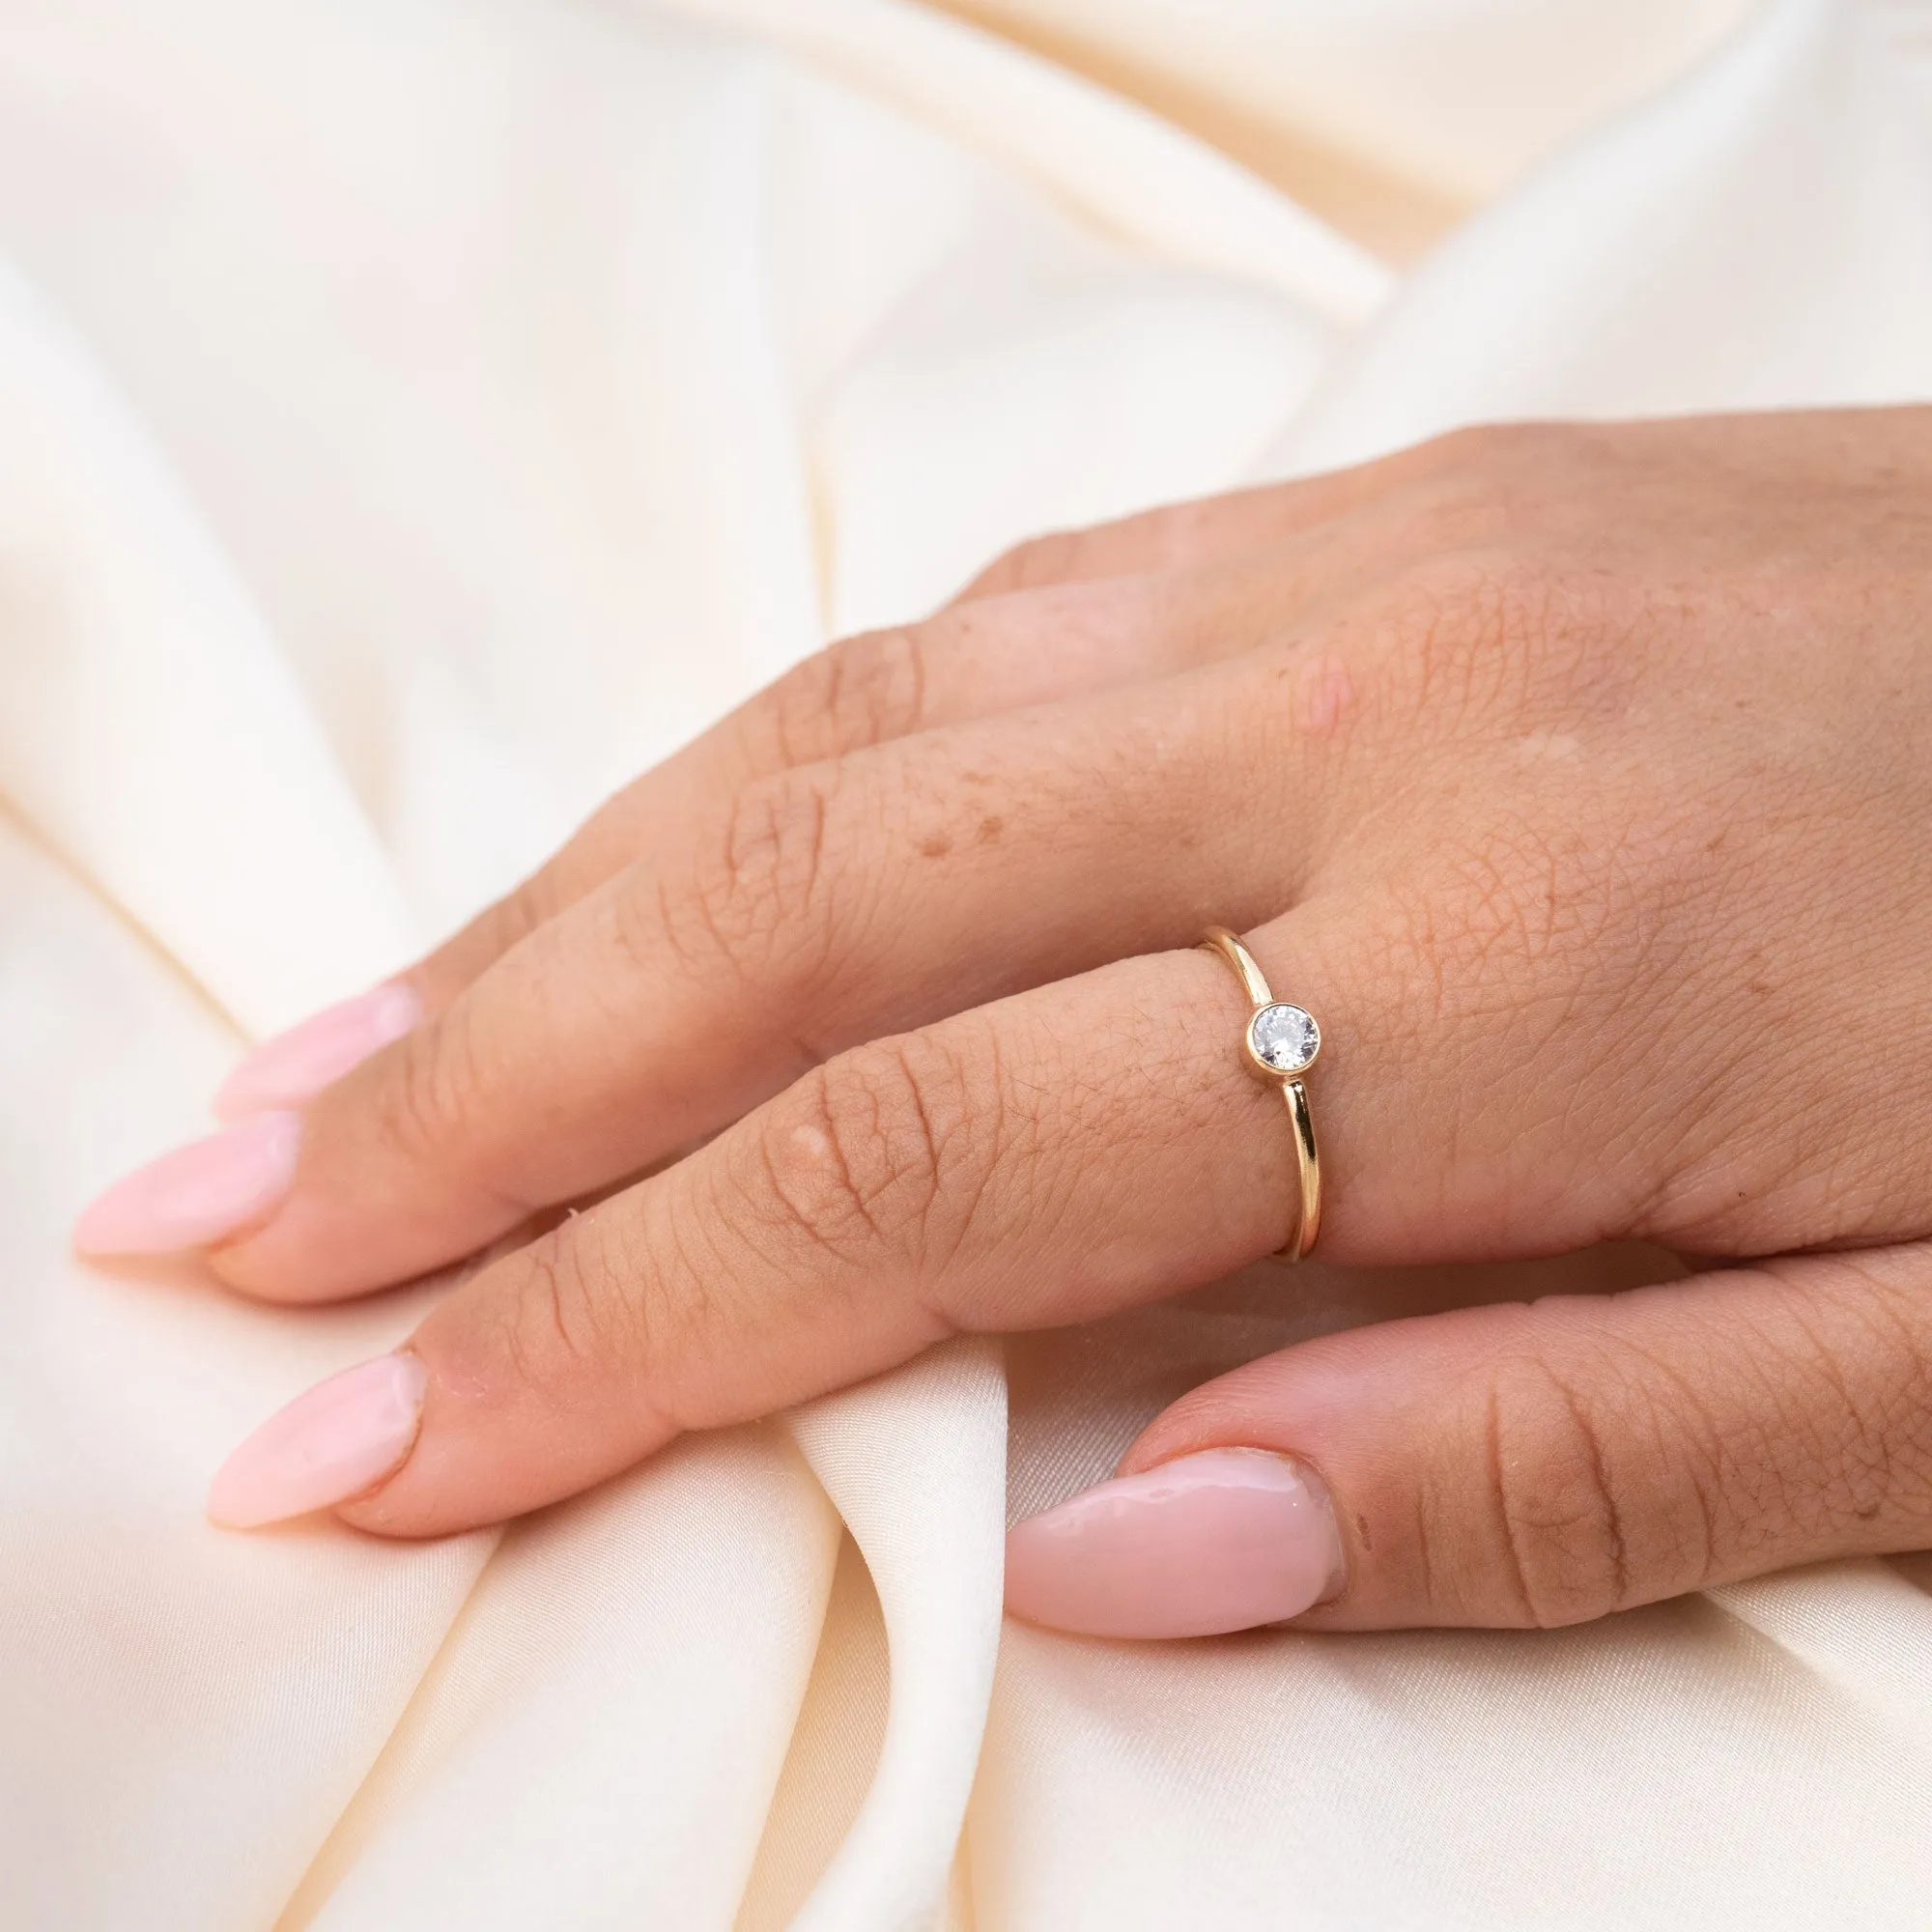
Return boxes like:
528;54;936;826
977;815;1005;844
1296;656;1354;734
920;834;952;859
1515;729;1582;761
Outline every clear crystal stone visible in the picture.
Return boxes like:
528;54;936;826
1249;1003;1319;1073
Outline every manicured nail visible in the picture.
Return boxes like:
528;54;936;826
214;982;420;1121
72;1112;302;1255
208;1353;429;1529
1004;1447;1344;1638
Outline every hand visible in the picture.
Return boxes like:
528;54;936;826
77;409;1932;1636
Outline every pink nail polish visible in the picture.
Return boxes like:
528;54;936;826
72;1112;302;1255
214;982;420;1121
208;1353;428;1529
1005;1447;1344;1638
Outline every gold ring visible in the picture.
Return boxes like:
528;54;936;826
1198;926;1322;1264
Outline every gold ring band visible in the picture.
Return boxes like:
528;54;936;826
1198;926;1322;1264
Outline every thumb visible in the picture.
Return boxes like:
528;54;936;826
1003;1247;1932;1635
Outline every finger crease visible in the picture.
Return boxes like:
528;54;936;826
1486;1382;1540;1627
1552;1372;1630;1610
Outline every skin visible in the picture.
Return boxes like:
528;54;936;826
196;408;1932;1629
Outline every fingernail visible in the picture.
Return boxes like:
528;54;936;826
214;982;420;1121
1005;1447;1344;1638
72;1111;302;1255
208;1352;429;1529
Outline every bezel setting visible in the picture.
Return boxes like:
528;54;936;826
1245;1002;1321;1080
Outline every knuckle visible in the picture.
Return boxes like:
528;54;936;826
592;858;677;989
1383;822;1611;1017
491;872;561;952
1759;1263;1932;1539
1414;418;1570;479
764;627;930;766
1337;880;1532;1065
364;1003;545;1217
1382;554;1548;712
370;1000;493;1171
1463;1350;1651;1628
668;769;843;988
1386;423;1512;495
967;504;1225;595
1373;549;1634;734
744;1027;1000;1272
439;871;560;979
495;866;568;947
506;1225;615;1381
493;1216;678;1405
969;527;1094;598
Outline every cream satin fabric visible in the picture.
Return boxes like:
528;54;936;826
6;2;1932;1925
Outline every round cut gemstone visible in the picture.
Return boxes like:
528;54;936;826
1249;1002;1320;1074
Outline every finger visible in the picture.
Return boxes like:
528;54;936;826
1004;1244;1932;1636
201;639;1357;1302
405;578;1258;1000
212;592;1194;1122
205;935;1346;1535
211;559;1344;1125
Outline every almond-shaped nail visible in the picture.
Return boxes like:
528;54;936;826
72;1111;302;1255
208;1353;428;1529
1005;1447;1344;1638
214;982;420;1121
